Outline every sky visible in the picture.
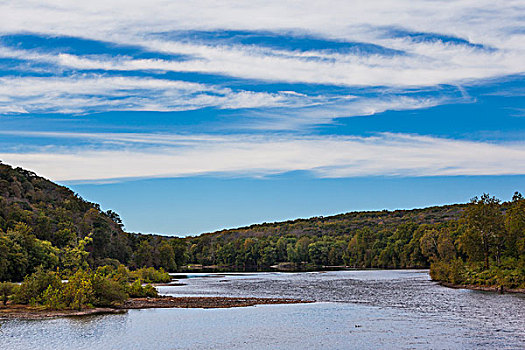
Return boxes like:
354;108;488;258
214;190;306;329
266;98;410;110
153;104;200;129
0;1;524;236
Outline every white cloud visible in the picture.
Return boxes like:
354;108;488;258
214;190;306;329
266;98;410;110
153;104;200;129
0;1;523;88
0;1;523;127
1;36;522;88
0;75;305;113
0;74;442;129
242;95;446;130
1;132;524;181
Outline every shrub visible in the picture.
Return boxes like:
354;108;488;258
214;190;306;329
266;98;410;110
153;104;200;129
92;274;128;306
15;266;133;309
130;267;171;283
13;267;62;304
0;282;17;305
95;264;130;284
429;259;466;285
127;279;158;298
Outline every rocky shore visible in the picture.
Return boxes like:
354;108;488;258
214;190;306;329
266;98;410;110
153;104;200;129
121;296;312;309
0;296;312;320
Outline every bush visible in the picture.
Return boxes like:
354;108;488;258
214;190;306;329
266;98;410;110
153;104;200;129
14;266;134;309
0;282;18;305
130;267;171;283
40;269;95;310
127;279;158;298
13;267;62;305
95;264;131;284
429;259;466;285
431;257;525;289
92;274;128;306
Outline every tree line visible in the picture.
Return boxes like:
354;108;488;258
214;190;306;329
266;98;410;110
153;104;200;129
0;162;523;290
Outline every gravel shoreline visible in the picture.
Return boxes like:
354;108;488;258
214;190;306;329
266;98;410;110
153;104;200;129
0;296;313;320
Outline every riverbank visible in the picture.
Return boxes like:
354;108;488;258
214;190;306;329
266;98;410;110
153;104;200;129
439;282;525;294
0;305;126;320
0;296;312;320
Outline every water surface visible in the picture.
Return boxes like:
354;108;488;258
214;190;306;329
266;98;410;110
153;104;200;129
1;270;524;349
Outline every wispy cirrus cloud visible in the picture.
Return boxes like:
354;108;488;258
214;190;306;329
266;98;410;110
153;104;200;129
1;132;524;182
0;0;523;129
1;35;522;87
0;73;452;130
0;75;313;114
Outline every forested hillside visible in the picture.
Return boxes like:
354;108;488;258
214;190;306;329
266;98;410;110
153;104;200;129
0;161;185;281
185;204;464;269
1;162;523;290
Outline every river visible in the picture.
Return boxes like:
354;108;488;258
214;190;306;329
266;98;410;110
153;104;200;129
1;270;524;349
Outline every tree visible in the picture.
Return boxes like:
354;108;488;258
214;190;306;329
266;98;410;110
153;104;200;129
461;194;504;268
106;210;123;228
505;192;525;258
133;240;154;268
295;237;311;263
158;241;177;271
420;227;456;262
62;269;94;310
61;233;92;271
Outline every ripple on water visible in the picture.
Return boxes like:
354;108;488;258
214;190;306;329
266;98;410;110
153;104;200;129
1;270;524;349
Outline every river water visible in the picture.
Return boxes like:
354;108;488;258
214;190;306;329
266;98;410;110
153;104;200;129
1;270;524;349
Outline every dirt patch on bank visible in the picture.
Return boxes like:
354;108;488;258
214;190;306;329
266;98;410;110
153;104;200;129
0;296;312;320
0;304;125;320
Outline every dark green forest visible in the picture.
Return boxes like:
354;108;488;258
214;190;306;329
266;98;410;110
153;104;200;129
1;161;524;292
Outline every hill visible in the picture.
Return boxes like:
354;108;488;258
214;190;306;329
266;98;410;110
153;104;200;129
201;204;465;241
0;161;189;281
1;161;523;290
0;161;136;279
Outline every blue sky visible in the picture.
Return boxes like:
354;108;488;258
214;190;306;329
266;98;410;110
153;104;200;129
0;1;524;236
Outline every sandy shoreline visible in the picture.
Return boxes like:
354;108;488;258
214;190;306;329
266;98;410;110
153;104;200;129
0;296;313;320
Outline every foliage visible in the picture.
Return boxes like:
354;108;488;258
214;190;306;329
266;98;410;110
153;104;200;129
127;280;158;298
15;266;139;310
426;193;525;288
130;267;171;283
13;267;62;305
1;162;523;290
0;162;131;276
92;274;128;307
0;281;17;305
460;194;505;268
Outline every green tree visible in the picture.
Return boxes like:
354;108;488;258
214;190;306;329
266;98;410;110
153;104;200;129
62;269;95;310
61;233;93;271
158;241;177;271
133;240;154;268
295;237;311;263
505;192;525;258
461;194;504;268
